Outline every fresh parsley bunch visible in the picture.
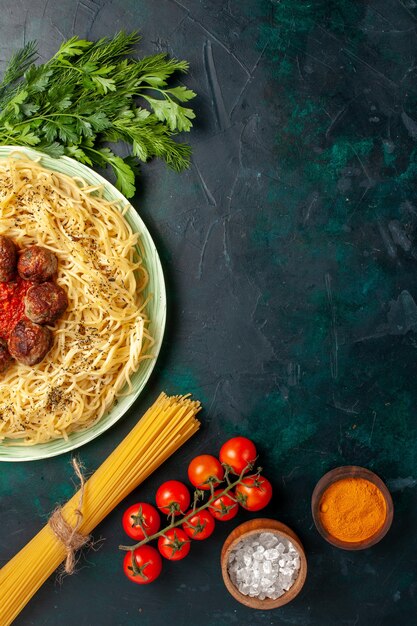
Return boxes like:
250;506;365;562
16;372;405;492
0;32;196;197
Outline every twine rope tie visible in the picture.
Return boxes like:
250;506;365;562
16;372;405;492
48;458;91;574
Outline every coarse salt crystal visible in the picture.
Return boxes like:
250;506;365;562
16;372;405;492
227;531;301;600
264;548;279;561
259;532;278;547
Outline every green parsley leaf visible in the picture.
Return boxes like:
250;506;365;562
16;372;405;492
98;148;136;198
166;86;196;102
143;95;195;132
18;124;41;145
0;32;196;197
24;66;53;93
54;37;92;60
91;75;117;94
64;145;93;166
39;142;65;158
21;102;40;117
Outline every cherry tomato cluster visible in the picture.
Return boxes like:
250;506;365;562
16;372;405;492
122;436;273;584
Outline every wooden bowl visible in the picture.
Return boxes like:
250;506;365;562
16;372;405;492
311;466;394;550
221;518;307;610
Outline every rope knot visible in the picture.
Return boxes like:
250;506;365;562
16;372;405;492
48;458;91;574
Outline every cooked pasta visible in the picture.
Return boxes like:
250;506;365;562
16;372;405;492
0;392;201;626
0;154;152;444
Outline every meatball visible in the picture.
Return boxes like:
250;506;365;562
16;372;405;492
0;338;13;373
0;235;18;282
25;282;68;325
18;246;58;283
8;319;53;366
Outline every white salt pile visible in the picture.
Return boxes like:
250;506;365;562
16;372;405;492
227;531;301;600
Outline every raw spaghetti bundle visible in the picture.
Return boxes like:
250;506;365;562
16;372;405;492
0;392;201;626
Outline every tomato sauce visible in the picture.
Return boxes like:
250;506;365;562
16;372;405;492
0;277;32;340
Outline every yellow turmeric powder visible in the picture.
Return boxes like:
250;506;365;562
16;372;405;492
319;477;387;542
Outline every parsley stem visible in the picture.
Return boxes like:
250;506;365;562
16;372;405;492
12;113;90;128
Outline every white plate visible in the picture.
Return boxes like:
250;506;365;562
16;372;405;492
0;146;166;462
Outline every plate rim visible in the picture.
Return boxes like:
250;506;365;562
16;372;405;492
0;146;166;462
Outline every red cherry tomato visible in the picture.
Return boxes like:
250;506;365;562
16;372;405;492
219;437;257;475
209;489;239;521
123;545;162;584
188;454;224;490
155;480;191;517
122;503;161;541
182;509;216;540
158;528;191;560
235;475;273;511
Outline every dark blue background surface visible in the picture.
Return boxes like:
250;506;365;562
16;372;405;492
1;1;417;624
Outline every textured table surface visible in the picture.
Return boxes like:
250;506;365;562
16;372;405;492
1;1;417;624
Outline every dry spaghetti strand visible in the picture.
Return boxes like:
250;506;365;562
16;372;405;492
0;392;201;626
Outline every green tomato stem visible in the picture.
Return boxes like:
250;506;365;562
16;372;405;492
119;465;253;552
